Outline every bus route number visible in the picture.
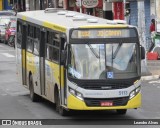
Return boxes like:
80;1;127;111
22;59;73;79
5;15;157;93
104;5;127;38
80;31;90;37
97;30;122;37
119;91;128;96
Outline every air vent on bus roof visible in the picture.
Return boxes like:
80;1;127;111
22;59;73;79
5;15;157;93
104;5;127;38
44;8;65;13
87;19;98;23
114;20;127;24
66;13;76;17
72;15;87;21
57;11;67;15
106;20;117;24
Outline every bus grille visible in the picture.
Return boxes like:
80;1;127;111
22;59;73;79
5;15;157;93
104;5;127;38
84;97;129;107
80;83;131;90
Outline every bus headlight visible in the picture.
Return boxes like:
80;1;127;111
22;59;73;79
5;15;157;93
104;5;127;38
129;86;141;100
69;87;83;101
69;88;76;95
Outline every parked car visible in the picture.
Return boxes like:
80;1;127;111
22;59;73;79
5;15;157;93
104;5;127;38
5;20;16;43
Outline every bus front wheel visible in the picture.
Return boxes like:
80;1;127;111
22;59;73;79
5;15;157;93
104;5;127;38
29;75;39;102
116;109;127;115
55;89;68;116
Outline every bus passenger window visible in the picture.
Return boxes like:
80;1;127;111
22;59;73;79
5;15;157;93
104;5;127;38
46;46;54;61
27;40;33;53
17;21;22;48
46;46;49;60
17;21;22;33
49;46;53;60
47;31;52;44
33;40;39;55
28;25;34;37
52;47;59;62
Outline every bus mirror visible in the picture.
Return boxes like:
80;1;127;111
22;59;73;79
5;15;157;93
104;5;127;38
141;46;145;60
61;50;67;65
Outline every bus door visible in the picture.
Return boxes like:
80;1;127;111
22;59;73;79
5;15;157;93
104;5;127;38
22;24;27;85
60;37;67;105
39;30;46;95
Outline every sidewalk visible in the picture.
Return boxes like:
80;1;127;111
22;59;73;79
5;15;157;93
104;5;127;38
141;60;160;81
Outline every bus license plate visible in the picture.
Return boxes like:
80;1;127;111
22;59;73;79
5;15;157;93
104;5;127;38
101;101;113;106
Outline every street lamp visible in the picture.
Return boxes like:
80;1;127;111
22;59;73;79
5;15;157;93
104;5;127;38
123;0;126;21
76;0;82;13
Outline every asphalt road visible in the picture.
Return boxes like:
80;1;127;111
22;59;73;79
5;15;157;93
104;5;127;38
0;43;160;127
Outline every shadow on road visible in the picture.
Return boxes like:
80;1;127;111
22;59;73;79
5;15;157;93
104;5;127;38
20;94;134;120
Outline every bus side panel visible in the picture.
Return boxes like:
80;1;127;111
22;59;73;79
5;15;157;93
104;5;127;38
60;66;65;105
26;52;41;95
22;49;27;86
45;60;60;103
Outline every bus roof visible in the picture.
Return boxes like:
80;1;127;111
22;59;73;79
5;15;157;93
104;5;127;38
17;9;133;32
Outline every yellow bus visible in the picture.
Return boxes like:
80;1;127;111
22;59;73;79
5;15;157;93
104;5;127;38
16;8;145;116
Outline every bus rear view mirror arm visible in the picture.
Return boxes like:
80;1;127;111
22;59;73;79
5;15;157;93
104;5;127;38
61;50;67;66
140;46;145;60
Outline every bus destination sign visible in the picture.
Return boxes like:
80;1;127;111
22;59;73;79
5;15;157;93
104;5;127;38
71;29;136;39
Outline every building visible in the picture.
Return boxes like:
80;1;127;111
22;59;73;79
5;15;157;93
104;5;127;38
3;0;13;10
26;0;63;11
1;0;155;50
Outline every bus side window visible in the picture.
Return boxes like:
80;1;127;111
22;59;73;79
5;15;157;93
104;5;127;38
46;45;49;60
52;32;60;62
45;31;60;62
33;40;39;55
33;27;40;55
27;39;33;53
27;24;34;53
28;25;34;38
52;47;59;61
17;21;22;48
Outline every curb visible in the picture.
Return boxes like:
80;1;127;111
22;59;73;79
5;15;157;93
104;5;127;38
141;75;160;81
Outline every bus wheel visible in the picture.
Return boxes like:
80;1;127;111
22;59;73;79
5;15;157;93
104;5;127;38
116;109;127;115
29;75;39;102
55;90;68;116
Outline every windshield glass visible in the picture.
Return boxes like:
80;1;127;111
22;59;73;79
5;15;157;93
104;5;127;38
10;21;16;28
0;18;10;25
68;43;138;80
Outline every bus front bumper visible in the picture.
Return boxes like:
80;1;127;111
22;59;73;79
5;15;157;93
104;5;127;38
67;92;141;110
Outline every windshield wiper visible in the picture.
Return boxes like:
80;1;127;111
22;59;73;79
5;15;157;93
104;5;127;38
87;44;100;59
112;43;122;59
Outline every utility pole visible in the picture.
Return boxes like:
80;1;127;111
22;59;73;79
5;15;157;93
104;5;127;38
25;0;29;11
103;0;112;19
76;0;82;13
80;0;82;13
123;0;126;21
103;0;107;19
138;1;150;75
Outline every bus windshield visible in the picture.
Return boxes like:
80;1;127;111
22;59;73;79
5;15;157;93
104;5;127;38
68;43;138;80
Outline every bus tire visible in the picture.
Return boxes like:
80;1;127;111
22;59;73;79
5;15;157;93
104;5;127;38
55;89;68;116
29;75;39;102
116;109;127;115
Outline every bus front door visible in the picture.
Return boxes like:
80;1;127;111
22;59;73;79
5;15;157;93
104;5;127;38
22;25;27;86
60;37;67;105
40;31;46;95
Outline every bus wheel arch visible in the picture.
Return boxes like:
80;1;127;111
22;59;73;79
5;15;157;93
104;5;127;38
54;84;59;112
29;72;39;102
54;84;68;116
